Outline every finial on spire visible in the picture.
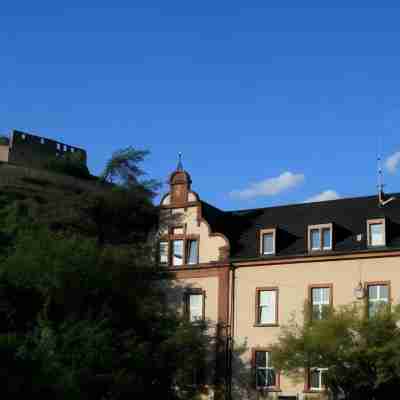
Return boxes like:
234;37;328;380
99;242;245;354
177;152;183;171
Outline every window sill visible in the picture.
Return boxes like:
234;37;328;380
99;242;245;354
168;262;200;268
254;323;279;328
308;249;333;254
303;389;327;394
256;387;281;392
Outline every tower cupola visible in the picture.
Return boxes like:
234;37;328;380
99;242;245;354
169;153;192;205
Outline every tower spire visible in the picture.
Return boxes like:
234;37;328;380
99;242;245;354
177;152;183;171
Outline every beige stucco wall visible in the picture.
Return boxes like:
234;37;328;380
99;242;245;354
169;275;219;328
233;255;400;397
0;145;9;162
161;192;197;206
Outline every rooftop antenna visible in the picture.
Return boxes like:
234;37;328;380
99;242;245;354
177;152;184;171
377;154;396;207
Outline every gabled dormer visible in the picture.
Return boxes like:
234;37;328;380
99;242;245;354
158;157;230;267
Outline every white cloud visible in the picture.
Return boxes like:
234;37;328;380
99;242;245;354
305;190;340;203
230;171;305;200
385;151;400;174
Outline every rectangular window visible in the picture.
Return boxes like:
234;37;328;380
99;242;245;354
186;292;204;322
186;239;199;265
255;351;276;388
322;228;331;250
172;240;184;266
310;368;328;391
311;287;331;320
310;229;320;250
368;283;389;317
263;233;274;255
259;229;276;255
256;288;278;325
159;241;169;265
367;219;385;247
308;224;333;251
172;226;184;235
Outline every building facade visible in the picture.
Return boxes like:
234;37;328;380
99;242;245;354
159;163;400;400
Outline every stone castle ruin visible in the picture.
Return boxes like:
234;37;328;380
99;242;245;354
0;130;87;169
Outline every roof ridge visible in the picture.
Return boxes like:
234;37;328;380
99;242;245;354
224;192;400;214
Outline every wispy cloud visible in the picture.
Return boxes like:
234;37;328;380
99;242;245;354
305;190;340;203
230;171;305;200
385;151;400;174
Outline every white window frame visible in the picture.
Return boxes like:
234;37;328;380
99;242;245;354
311;286;331;320
367;283;389;317
256;288;278;326
367;218;386;247
186;291;205;322
308;224;333;252
255;351;276;389
310;367;328;391
259;228;276;255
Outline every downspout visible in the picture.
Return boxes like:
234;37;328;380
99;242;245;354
226;262;236;400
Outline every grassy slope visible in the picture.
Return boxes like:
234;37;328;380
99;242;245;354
0;163;112;249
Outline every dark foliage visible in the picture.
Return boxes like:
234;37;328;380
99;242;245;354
0;148;211;399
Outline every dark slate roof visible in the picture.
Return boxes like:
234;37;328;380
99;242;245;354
201;193;400;260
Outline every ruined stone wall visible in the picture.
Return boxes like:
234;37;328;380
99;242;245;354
0;145;9;162
8;130;87;169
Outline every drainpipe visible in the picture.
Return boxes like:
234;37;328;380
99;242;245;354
226;262;236;400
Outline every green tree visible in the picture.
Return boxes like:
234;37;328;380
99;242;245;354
270;304;400;400
45;151;91;180
0;146;212;399
100;146;159;196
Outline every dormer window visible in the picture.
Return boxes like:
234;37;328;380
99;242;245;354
308;224;333;252
259;229;276;255
367;219;386;247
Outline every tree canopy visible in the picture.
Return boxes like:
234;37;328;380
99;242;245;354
0;147;212;399
270;304;400;400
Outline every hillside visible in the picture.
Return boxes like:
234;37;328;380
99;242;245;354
0;162;157;251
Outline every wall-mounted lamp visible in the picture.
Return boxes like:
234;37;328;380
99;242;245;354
354;281;365;300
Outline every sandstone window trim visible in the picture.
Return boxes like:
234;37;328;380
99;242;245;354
251;348;280;391
365;280;391;317
159;225;200;267
305;367;328;392
184;289;205;322
367;218;386;247
307;223;333;252
255;287;279;327
259;228;276;256
308;284;333;321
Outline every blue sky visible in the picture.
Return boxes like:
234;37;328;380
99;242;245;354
2;1;400;210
